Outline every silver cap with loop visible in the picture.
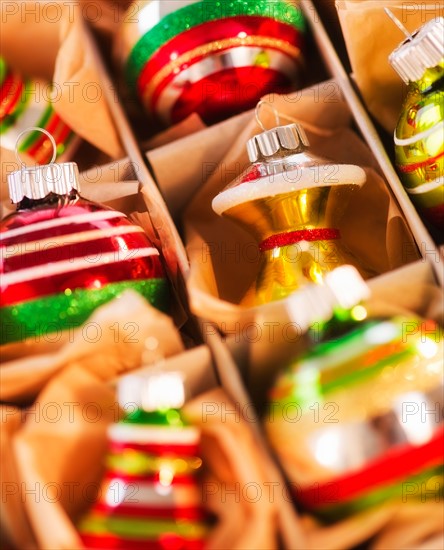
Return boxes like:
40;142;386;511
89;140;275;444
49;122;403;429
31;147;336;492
388;16;444;83
247;100;309;162
117;370;186;412
7;127;80;203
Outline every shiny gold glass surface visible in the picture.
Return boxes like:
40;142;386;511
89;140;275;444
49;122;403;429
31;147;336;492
223;183;363;306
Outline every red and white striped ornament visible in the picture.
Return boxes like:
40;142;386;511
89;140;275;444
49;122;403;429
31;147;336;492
1;135;169;346
78;371;209;549
119;0;307;126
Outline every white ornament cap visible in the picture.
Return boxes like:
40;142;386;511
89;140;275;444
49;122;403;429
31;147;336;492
286;266;371;328
389;17;444;83
117;371;186;412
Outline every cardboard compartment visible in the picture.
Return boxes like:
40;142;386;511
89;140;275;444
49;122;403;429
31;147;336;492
307;0;443;281
0;169;304;549
1;3;443;549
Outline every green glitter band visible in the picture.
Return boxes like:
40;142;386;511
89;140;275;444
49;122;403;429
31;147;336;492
79;514;207;539
124;408;184;426
125;0;306;89
0;279;169;346
312;464;444;523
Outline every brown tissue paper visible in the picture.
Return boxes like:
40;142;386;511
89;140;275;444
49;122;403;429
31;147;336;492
0;405;37;550
335;0;442;132
0;291;184;403
6;344;281;548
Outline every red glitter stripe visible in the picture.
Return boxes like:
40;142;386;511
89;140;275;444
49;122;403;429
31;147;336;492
80;533;205;550
93;501;205;521
298;427;444;509
109;441;200;457
137;15;302;99
398;150;444;173
259;228;341;252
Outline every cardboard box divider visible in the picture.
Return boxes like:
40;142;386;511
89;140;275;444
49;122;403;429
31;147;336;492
303;0;443;283
301;0;443;284
81;0;443;436
80;16;310;549
82;20;190;280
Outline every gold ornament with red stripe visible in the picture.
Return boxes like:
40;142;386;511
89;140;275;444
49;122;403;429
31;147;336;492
0;58;76;164
118;0;307;126
211;104;369;307
0;129;169;347
265;267;444;523
78;369;209;549
388;13;444;230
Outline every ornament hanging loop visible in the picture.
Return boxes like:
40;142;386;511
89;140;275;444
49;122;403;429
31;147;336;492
384;8;413;41
255;100;281;131
15;127;57;168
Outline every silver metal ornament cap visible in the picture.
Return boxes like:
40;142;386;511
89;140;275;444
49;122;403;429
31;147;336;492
8;163;81;204
247;100;310;162
7;127;81;203
389;17;444;83
247;122;310;162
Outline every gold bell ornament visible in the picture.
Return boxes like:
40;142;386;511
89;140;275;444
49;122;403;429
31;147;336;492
212;104;369;307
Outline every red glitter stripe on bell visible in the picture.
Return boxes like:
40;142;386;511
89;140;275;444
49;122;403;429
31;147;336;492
80;533;206;550
259;228;341;252
298;427;444;509
137;15;302;98
94;502;205;521
109;441;200;457
397;150;444;173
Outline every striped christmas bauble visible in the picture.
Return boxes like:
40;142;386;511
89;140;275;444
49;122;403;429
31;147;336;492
0;196;169;346
79;408;208;548
389;17;444;230
265;316;444;522
0;58;76;164
119;0;306;126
